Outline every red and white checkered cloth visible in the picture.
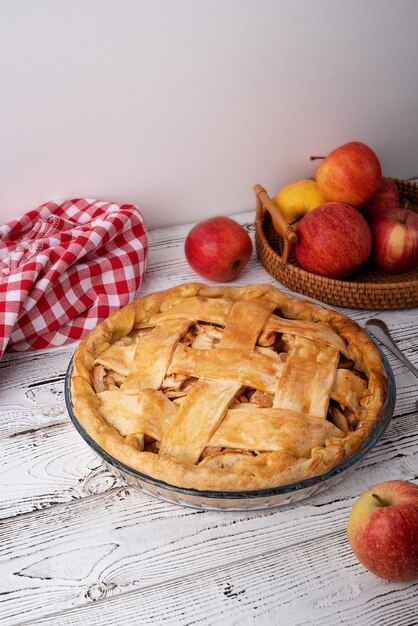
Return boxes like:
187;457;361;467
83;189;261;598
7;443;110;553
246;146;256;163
0;198;148;358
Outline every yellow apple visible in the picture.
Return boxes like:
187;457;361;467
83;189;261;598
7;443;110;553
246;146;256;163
274;179;326;224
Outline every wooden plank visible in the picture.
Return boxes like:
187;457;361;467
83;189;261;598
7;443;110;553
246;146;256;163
11;528;418;626
0;408;417;625
0;423;122;519
0;349;73;437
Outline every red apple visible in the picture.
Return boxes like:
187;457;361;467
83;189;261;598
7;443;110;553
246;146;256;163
363;177;400;223
293;202;372;278
315;141;382;207
184;216;253;282
347;480;418;582
371;208;418;273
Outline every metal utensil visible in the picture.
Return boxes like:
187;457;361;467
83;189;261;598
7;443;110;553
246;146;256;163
365;318;418;381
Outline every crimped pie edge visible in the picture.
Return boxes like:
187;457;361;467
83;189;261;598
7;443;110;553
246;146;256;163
70;282;387;492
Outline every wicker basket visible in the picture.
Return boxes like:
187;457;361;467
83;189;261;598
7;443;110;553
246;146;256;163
255;178;418;309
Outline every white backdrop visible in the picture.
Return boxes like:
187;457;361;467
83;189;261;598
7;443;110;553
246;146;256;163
0;0;417;229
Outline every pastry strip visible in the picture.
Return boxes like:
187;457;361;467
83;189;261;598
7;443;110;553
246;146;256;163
124;319;193;389
220;300;277;351
94;342;137;376
266;316;350;357
137;296;232;328
273;336;339;418
210;407;345;457
159;380;242;465
98;388;176;439
97;387;348;459
169;344;284;393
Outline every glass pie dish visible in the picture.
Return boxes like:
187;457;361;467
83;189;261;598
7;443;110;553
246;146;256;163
65;351;395;511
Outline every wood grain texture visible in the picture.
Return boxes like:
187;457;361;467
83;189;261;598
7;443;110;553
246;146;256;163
1;407;417;625
0;423;123;519
0;349;73;437
24;531;418;626
1;210;418;626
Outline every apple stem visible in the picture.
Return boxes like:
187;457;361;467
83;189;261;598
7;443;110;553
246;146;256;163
309;156;326;161
372;493;387;507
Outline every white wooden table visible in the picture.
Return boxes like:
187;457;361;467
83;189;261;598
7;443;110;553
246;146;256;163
1;211;418;626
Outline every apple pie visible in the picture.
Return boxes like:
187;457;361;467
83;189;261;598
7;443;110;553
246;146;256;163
71;283;387;491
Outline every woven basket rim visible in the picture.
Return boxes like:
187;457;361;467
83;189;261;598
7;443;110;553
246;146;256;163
255;178;418;309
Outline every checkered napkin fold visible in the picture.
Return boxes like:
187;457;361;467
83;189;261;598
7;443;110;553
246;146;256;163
0;198;148;358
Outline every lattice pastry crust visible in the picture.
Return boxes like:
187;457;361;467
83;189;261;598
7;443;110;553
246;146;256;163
71;283;387;491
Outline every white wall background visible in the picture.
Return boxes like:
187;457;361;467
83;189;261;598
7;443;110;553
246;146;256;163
0;0;417;229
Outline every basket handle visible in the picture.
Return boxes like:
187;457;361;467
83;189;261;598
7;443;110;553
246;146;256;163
254;184;298;263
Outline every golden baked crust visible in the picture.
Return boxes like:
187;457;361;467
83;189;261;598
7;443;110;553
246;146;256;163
70;282;387;491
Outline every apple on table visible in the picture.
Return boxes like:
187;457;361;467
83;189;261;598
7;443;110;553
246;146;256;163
184;215;253;282
348;480;418;582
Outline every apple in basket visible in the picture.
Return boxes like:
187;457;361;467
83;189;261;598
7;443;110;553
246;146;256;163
362;177;400;223
314;141;382;207
347;480;418;582
184;216;253;281
293;202;372;278
274;179;326;224
371;208;418;273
